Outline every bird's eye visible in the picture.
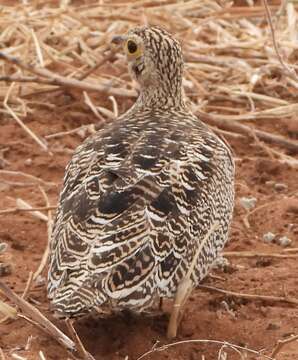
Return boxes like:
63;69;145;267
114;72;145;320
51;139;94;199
127;40;138;54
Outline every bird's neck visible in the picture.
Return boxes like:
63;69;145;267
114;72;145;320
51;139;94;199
134;83;187;111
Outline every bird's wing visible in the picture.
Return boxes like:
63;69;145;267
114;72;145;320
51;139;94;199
48;117;232;315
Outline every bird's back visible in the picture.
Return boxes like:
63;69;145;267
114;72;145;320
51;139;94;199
48;108;234;317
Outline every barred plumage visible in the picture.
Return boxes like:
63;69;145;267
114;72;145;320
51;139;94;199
47;26;234;318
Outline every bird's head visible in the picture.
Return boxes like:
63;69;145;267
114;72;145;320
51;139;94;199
112;26;184;106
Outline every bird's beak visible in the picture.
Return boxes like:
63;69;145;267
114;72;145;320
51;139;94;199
111;35;127;45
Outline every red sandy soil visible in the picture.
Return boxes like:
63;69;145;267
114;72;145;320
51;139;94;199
0;91;297;360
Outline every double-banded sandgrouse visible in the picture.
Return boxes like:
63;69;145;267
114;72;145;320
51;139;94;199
47;27;235;329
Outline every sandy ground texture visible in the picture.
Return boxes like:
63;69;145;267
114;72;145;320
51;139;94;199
1;109;298;360
0;80;298;360
0;1;298;359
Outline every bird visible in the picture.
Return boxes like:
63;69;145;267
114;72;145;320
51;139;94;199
47;26;235;336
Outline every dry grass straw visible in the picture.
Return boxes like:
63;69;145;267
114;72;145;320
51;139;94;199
0;281;75;351
199;284;298;306
15;198;49;221
270;334;298;358
167;221;219;339
0;0;297;152
0;281;95;360
137;338;275;360
32;187;53;281
0;278;94;360
0;170;56;187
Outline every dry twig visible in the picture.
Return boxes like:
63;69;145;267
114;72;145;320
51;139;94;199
167;222;219;338
199;285;298;306
0;281;96;359
270;334;298;358
33;188;53;281
15;198;48;222
65;320;96;360
77;51;116;81
0;206;56;216
198;111;298;154
22;271;34;301
3;83;50;154
45;125;96;139
262;0;298;83
224;251;298;259
0;52;137;98
0;170;56;187
0;348;6;360
137;339;274;360
39;351;47;360
283;248;298;253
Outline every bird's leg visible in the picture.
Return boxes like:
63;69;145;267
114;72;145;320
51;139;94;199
167;277;193;339
167;221;220;339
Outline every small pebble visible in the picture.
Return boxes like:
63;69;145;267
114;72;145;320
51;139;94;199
267;323;280;331
260;306;268;317
0;158;5;169
24;158;32;166
77;128;88;139
0;263;12;277
256;258;272;267
220;300;236;318
265;180;275;187
35;275;45;286
287;205;298;214
0;242;8;253
276;236;292;247
274;183;288;191
0;183;9;192
212;256;230;270
262;232;276;243
240;197;257;210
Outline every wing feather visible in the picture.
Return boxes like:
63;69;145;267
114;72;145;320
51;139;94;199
48;114;234;315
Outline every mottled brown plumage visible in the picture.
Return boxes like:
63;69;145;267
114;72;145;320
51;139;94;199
47;26;234;318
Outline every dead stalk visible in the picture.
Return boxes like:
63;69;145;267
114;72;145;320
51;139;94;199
270;334;298;358
137;339;274;360
199;285;298;306
262;0;298;83
0;282;78;354
33;187;53;281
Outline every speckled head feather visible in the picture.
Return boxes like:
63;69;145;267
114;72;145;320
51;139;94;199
118;26;185;109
